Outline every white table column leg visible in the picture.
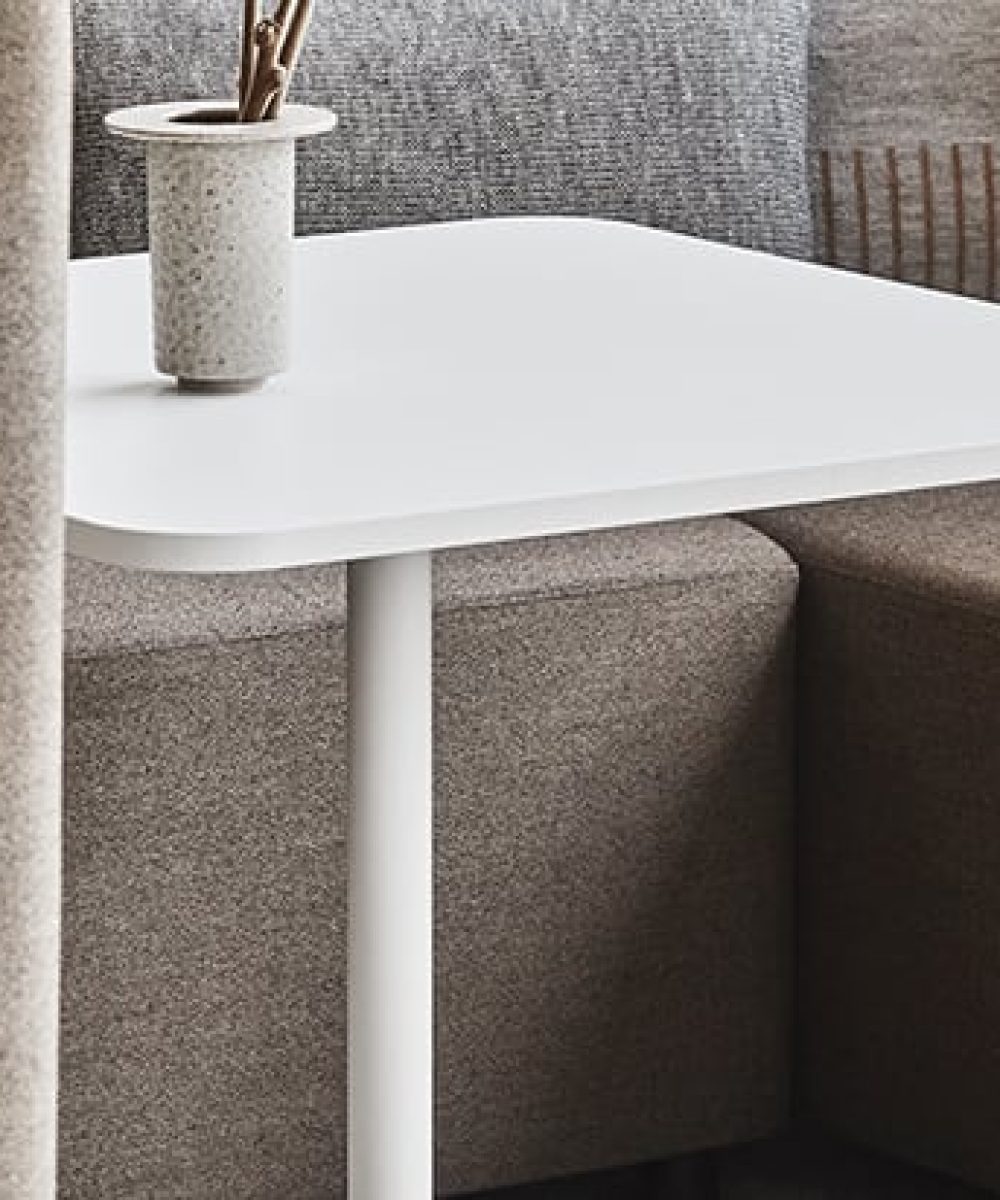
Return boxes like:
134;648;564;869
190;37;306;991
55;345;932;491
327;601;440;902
348;552;434;1200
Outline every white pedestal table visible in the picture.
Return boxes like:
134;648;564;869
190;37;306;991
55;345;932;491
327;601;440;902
66;216;1000;1199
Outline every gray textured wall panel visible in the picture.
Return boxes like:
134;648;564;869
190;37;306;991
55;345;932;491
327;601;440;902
72;0;812;260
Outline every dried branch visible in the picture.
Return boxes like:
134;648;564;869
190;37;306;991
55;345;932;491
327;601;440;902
240;17;281;121
237;0;315;122
266;0;313;119
239;0;261;112
243;64;287;121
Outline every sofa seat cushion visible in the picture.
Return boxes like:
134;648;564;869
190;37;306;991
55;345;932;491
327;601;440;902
67;516;793;656
746;483;1000;1194
749;482;1000;610
62;518;797;1198
65;554;347;657
73;0;812;259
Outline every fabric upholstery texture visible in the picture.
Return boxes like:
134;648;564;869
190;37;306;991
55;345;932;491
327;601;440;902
62;519;796;1198
812;141;1000;301
745;484;1000;1195
0;5;72;1197
72;0;813;260
808;0;1000;298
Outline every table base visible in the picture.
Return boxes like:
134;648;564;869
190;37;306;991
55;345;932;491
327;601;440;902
348;553;434;1199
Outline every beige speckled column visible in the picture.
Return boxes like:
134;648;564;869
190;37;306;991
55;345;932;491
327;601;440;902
0;3;71;1197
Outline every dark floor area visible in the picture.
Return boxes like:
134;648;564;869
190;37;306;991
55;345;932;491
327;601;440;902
469;1161;653;1200
465;1132;996;1199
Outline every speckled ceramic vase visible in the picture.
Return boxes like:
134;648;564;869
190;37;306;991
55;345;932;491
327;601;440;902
106;101;336;392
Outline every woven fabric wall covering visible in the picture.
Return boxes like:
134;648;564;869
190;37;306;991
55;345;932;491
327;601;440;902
0;3;72;1198
72;0;812;260
809;0;1000;298
811;142;1000;300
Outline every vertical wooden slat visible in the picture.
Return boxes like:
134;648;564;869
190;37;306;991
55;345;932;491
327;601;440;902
819;149;837;265
886;147;903;280
985;143;997;300
853;148;871;273
952;143;966;293
920;143;935;286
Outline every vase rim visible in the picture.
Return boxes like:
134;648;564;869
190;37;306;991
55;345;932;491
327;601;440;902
105;100;336;145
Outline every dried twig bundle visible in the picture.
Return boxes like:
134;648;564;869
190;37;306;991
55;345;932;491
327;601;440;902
238;0;315;122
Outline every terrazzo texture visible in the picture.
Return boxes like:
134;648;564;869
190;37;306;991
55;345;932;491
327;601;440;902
0;2;71;1196
147;137;294;386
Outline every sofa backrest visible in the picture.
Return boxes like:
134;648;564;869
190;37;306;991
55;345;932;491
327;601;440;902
73;0;812;261
808;0;1000;300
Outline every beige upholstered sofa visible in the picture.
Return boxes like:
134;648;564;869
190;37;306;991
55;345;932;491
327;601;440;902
62;530;796;1198
5;1;998;1198
743;5;1000;1194
63;3;806;1196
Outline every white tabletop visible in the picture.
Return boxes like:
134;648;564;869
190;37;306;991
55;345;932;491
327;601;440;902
67;216;1000;572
